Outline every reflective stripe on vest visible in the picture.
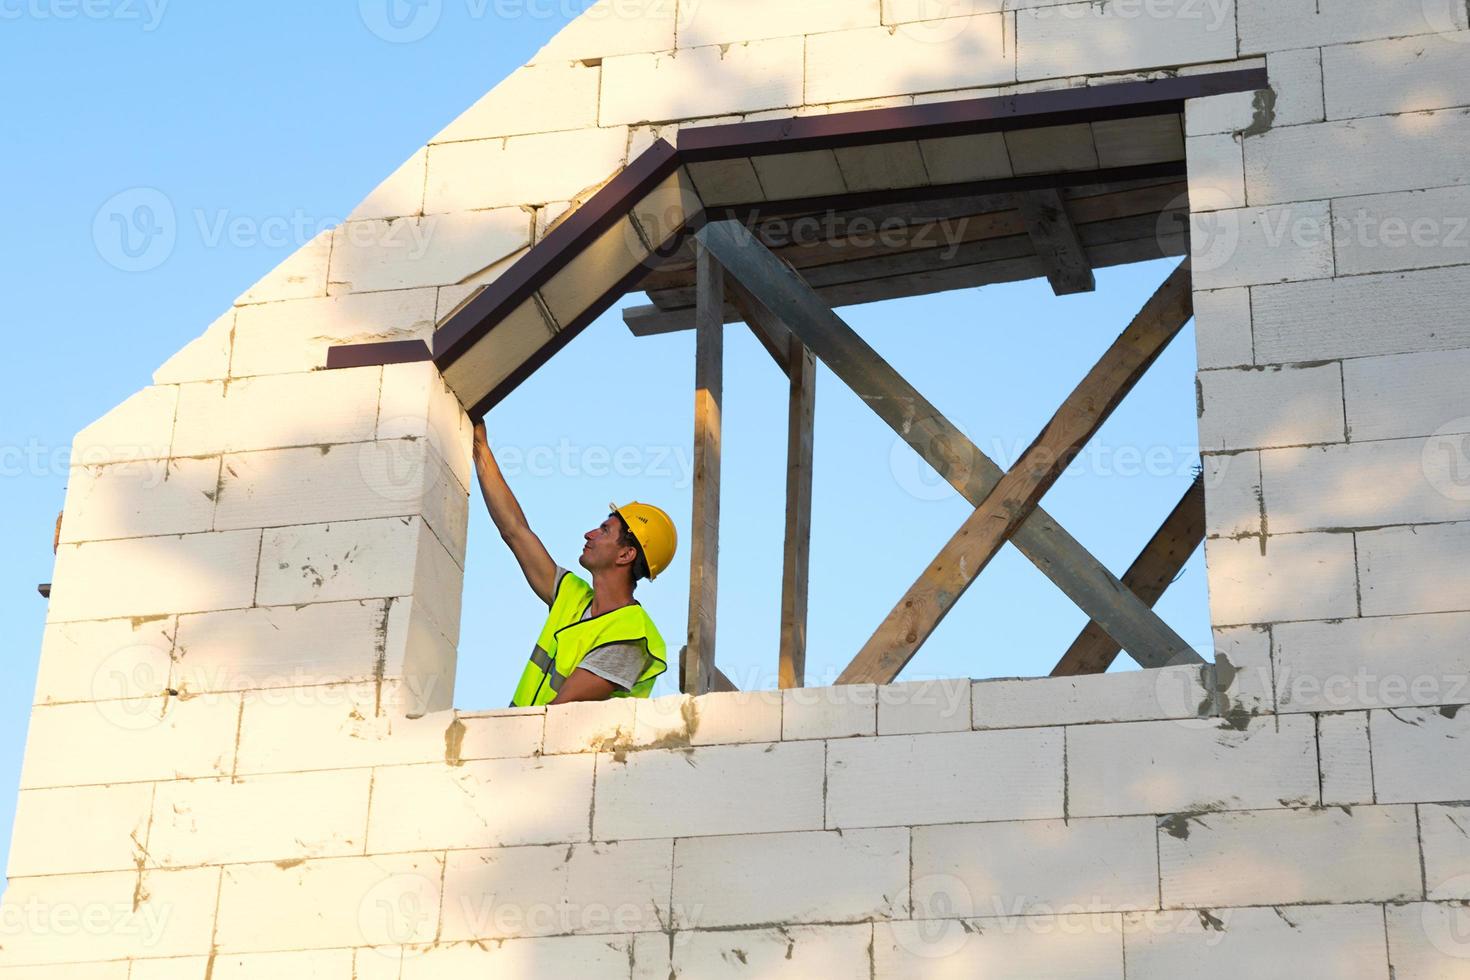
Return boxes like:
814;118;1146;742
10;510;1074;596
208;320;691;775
510;571;668;708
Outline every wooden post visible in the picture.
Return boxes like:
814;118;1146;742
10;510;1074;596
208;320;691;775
838;262;1194;685
1018;189;1095;295
780;337;817;689
695;219;1201;671
1052;472;1207;676
684;241;723;696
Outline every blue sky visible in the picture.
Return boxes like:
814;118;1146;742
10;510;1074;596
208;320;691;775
0;2;1210;876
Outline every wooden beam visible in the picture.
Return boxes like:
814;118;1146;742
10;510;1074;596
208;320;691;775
1019;189;1095;295
680;645;740;692
727;276;792;373
1052;472;1207;677
694;219;1201;671
780;335;817;689
839;262;1194;684
683;241;723;696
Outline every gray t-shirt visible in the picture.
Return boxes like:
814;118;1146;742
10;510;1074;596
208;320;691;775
555;568;653;692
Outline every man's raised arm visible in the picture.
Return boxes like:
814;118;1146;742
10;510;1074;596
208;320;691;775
472;422;558;605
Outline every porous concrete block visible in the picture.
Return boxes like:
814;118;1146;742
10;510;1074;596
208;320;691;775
543;697;637;755
216;440;468;567
1204;532;1358;625
528;0;677;64
1420;804;1470;900
672;828;907;928
0;867;218;966
1319;710;1376;805
1124;903;1388;980
207;950;353;980
1246;109;1470;206
377;360;473;495
1212;623;1275;716
18;691;239;789
672;924;872;979
833;141;930;193
1190;201;1335;291
1187;133;1245;210
919;132;1011;184
1158;804;1420;908
7;782;152;878
71;385;178;466
632;933;670;980
874;913;1126;979
1238;0;1463;53
600;38;804;126
149;769;372;867
424;128;627;214
1193;286;1253;369
1386;901;1470;980
681;0;878;48
430;63;601;144
783;683;877;739
439;840;672;940
912;816;1158;917
631;693;699;749
1359;522;1470;617
972;666;1210;730
328;209;532;294
59;457;218;544
1324;30;1470;119
1017;0;1237;80
236;230;331;305
804;15;1012;106
47;530;262;624
32;615;175;706
1201;451;1262;539
593;740;826;840
1068;713;1319;817
368;755;595;852
347;148;426;222
688;689;783;745
1275;614;1470;713
1344;349;1470;443
171;366;382;457
400;936;633;978
1197;363;1345;451
449;710;546;762
1262;438;1470;533
1266;47;1325;127
876;678;971;735
1186;90;1258;137
1371;706;1470;804
230;288;436;377
152;310;233;385
216;853;442;953
235;686;467;775
1005;122;1099;174
827;729;1064;829
750;149;846;202
1332;184;1470;277
1252;266;1470;363
0;966;130;980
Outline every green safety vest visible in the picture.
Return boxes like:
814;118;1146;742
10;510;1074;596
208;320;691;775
510;570;667;708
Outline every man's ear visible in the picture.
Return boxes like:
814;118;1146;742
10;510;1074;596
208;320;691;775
615;544;638;570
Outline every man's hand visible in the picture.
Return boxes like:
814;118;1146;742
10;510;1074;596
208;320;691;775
472;421;558;605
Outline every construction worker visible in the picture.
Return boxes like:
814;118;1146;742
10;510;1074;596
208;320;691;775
472;422;676;708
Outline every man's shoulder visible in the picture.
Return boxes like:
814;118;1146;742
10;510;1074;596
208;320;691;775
550;566;594;604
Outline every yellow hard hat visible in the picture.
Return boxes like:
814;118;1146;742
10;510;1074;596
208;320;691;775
611;501;678;581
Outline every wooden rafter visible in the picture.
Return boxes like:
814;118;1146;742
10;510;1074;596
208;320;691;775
839;262;1193;685
694;219;1201;675
1019;189;1095;295
1052;471;1206;677
683;241;723;696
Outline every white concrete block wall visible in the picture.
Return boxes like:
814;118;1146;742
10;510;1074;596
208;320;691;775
11;0;1470;974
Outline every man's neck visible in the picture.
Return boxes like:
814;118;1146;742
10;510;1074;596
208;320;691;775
586;570;636;617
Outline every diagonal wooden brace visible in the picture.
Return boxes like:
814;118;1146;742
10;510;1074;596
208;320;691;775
695;219;1202;676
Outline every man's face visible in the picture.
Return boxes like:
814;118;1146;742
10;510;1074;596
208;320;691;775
580;514;635;575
